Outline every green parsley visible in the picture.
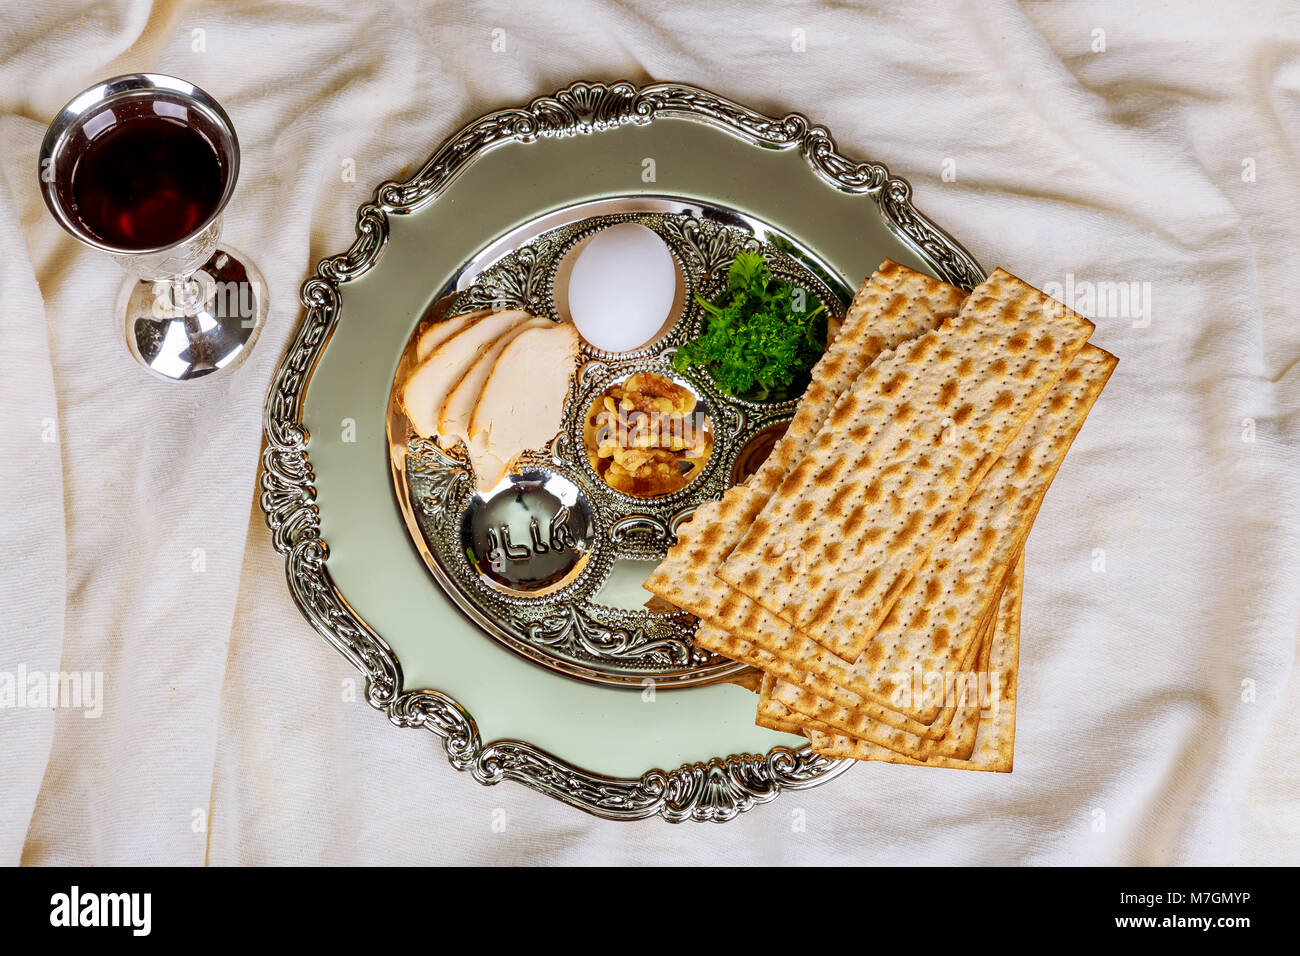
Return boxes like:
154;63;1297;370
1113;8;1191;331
672;251;827;402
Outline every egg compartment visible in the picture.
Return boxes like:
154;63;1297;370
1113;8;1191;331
548;218;690;360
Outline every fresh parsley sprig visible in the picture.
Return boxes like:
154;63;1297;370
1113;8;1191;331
672;251;826;402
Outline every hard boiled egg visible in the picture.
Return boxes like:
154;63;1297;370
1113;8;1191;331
566;223;677;353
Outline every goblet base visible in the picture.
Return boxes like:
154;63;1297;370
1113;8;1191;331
120;246;268;381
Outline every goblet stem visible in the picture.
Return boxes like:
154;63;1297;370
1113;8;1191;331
120;246;268;381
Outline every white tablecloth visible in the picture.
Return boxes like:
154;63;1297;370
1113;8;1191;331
2;0;1298;865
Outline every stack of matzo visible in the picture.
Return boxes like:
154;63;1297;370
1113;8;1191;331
645;260;1117;771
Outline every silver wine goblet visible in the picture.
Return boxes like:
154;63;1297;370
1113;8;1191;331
39;73;268;381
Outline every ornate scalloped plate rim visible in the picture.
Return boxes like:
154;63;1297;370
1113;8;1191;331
259;79;984;823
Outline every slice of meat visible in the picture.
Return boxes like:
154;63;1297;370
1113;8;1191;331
468;322;580;490
438;315;553;449
415;308;489;362
401;309;532;438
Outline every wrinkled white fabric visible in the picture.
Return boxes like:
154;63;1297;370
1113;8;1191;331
1;0;1298;865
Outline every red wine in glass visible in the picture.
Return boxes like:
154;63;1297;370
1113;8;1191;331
71;115;224;251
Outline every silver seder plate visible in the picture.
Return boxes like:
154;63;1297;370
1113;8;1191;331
262;81;983;822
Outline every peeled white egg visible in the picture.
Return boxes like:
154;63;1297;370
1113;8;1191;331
567;223;676;353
